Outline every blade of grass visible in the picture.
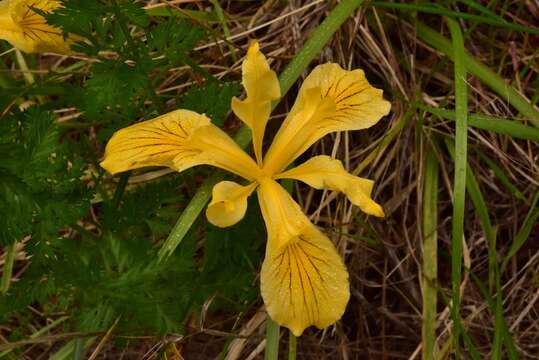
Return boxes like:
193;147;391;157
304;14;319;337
370;2;539;35
492;261;503;360
447;17;468;358
436;287;481;360
502;191;539;272
87;317;120;360
0;316;70;358
476;151;527;203
468;271;519;359
457;0;506;21
419;105;539;142
445;139;513;359
422;144;439;359
264;318;280;360
416;22;539;127
158;0;366;261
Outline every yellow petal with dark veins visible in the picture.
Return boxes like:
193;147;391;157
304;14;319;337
231;41;280;164
100;109;262;181
206;181;257;228
0;0;76;54
257;178;349;336
263;63;391;173
276;155;384;217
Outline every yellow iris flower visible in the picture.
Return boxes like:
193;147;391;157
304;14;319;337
100;42;391;336
0;0;74;54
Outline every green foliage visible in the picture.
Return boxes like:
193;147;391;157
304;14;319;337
0;0;261;344
181;81;242;125
0;108;88;246
200;198;265;310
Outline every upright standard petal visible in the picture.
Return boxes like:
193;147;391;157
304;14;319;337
276;156;384;217
231;41;280;165
100;109;262;181
257;178;350;336
0;0;75;54
206;181;257;228
263;63;391;173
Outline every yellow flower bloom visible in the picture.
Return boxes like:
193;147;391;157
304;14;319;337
100;41;391;336
0;0;74;54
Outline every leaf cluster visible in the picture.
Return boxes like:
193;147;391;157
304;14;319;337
0;107;88;247
0;0;263;344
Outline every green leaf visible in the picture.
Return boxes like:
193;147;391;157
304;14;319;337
180;81;241;125
147;18;206;65
83;60;149;120
0;176;36;245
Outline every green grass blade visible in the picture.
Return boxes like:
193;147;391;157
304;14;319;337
445;140;504;358
419;105;539;142
502;191;539;272
468;272;519;359
265;317;280;360
476;151;527;203
416;22;539;127
422;144;439;359
370;2;539;35
447;18;468;358
492;264;503;360
288;331;297;360
457;0;505;21
158;0;365;261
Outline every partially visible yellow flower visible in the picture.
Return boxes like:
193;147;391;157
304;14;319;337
0;0;74;54
100;41;391;336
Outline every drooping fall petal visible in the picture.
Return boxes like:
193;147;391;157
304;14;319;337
0;0;75;54
257;178;350;336
275;155;384;217
206;181;257;228
231;41;280;165
100;109;262;181
263;63;391;173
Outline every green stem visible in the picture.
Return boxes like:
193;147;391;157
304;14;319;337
416;22;539;127
112;172;130;209
158;0;365;261
15;50;34;85
264;317;280;360
288;331;297;360
447;18;468;359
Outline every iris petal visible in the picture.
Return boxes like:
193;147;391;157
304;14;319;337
231;41;280;164
0;0;75;54
263;63;391;173
257;178;350;336
276;155;384;217
100;109;262;181
206;181;257;228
